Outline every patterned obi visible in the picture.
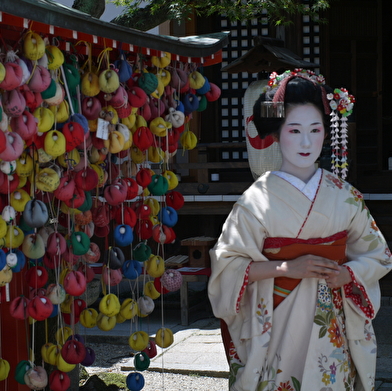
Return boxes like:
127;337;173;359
262;230;348;309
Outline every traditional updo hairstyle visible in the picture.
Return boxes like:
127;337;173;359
253;76;332;140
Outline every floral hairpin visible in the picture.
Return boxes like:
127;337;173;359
327;89;355;179
264;68;326;93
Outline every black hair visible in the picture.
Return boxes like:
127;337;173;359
252;77;332;139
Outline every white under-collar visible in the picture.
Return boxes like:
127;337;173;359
272;169;322;201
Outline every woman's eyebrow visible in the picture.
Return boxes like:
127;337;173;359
286;121;322;126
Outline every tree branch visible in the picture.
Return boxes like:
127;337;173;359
111;3;174;32
72;0;106;19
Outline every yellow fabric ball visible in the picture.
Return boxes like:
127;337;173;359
46;45;65;70
23;32;45;61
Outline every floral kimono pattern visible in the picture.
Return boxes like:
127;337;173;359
208;169;392;391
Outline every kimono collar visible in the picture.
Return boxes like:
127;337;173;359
272;168;322;201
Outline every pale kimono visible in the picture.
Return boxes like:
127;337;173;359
208;169;392;391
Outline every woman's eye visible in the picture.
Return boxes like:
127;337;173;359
312;128;321;133
289;129;300;133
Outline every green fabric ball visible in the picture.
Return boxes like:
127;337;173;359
41;78;57;99
133;243;152;263
147;175;169;196
138;73;158;95
14;360;32;385
78;191;92;212
196;94;208;112
71;231;90;255
63;63;81;91
134;352;150;371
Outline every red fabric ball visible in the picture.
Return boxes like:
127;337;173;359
25;266;48;289
49;370;70;391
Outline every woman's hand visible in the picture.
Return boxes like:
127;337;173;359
248;255;352;287
324;265;352;289
279;254;340;280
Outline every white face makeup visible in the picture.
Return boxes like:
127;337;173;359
279;103;325;183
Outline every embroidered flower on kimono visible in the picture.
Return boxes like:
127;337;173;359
370;220;379;232
332;289;343;310
317;283;332;312
228;340;240;361
365;331;373;341
350;187;363;202
327;319;343;348
263;321;272;334
329;362;337;375
326;174;343;189
322;372;331;385
276;381;294;391
367;373;375;387
385;247;392;258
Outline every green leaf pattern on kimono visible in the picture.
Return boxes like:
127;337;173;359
313;282;356;391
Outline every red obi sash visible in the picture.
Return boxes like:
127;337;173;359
262;231;348;308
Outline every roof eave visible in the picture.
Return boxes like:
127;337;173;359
0;0;229;58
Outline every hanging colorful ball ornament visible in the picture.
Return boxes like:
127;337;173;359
147;175;168;196
0;358;10;381
14;360;33;385
143;281;160;300
153;276;169;295
99;293;121;317
9;295;30;320
81;346;96;367
145;255;165;278
134;352;150;371
166;190;185;210
96;312;117;331
126;372;145;391
26;265;48;289
122;259;142;279
134;219;153;240
61;339;87;365
80;308;99;328
24;365;48;390
133;242;152;263
155;327;174;348
49;370;71;391
27;295;53;321
56;353;76;373
120;298;139;320
161;269;183;292
142;340;157;359
152;224;176;244
102;265;123;286
137;296;155;316
104;247;125;270
63;270;86;296
46;283;66;305
77;263;95;283
129;331;149;352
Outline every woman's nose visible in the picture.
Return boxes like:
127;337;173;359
301;133;311;147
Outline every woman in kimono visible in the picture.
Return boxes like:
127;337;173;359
208;70;392;391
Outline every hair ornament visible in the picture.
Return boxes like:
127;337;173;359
264;68;326;94
327;88;355;179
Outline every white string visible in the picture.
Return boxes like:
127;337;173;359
60;65;75;116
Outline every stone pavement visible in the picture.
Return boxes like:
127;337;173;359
81;300;392;388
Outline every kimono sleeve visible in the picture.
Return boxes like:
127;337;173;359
345;194;392;319
208;203;268;320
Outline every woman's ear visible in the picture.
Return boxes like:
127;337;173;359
271;133;279;142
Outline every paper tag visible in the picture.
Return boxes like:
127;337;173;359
96;118;109;140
